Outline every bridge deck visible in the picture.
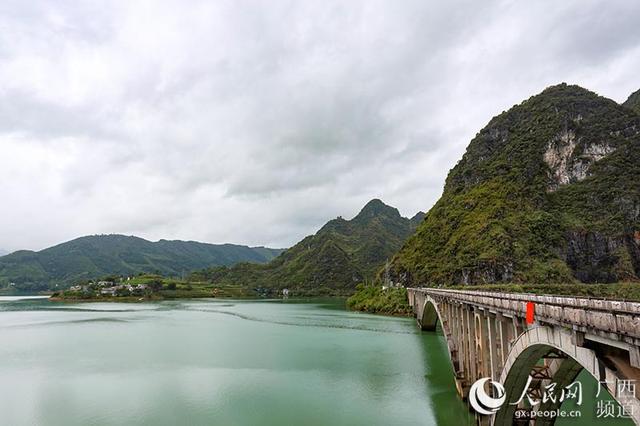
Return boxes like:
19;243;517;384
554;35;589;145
410;287;640;343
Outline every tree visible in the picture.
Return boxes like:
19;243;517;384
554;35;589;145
149;279;163;292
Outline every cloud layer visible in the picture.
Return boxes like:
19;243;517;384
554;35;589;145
1;0;639;251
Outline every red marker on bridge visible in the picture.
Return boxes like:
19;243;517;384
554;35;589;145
526;301;535;325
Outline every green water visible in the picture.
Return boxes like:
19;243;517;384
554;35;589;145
0;296;472;426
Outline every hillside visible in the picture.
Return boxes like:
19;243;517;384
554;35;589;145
390;84;640;286
624;89;640;115
0;235;284;292
195;199;423;295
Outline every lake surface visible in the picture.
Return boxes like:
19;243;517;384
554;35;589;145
0;296;472;426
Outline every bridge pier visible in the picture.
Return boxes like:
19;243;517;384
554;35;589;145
408;288;640;425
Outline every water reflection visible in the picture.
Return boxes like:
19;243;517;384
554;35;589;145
0;297;463;426
415;324;475;426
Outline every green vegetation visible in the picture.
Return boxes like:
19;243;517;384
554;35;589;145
0;235;283;292
5;200;422;302
624;89;640;115
390;84;640;287
346;283;412;316
51;273;256;301
192;200;423;296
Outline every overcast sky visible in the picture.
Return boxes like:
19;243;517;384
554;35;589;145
1;0;639;252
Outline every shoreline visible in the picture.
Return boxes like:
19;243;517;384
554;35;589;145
350;309;413;318
48;296;165;303
47;294;350;303
47;295;411;319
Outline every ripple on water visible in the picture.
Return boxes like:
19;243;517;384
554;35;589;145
59;302;160;312
0;296;49;302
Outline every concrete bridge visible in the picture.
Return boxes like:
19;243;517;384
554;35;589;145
407;288;640;425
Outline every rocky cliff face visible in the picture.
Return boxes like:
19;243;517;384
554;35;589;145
543;128;616;191
390;84;640;286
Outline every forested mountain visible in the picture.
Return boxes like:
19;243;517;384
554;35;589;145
624;89;640;115
390;84;640;286
196;199;423;295
0;235;283;291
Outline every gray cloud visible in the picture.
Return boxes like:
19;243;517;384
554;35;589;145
1;0;639;252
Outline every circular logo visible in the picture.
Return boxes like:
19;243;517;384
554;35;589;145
468;378;506;415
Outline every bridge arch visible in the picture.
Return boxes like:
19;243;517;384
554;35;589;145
415;294;466;398
419;297;440;331
493;326;637;425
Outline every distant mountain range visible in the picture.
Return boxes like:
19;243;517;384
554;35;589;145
195;199;424;295
0;235;284;291
13;85;636;295
390;83;640;286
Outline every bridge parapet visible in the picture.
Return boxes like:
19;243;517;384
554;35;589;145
407;287;640;425
411;288;640;344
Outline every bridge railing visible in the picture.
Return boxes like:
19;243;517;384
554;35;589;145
408;287;640;340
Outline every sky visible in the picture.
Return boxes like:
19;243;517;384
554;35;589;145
1;0;639;252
